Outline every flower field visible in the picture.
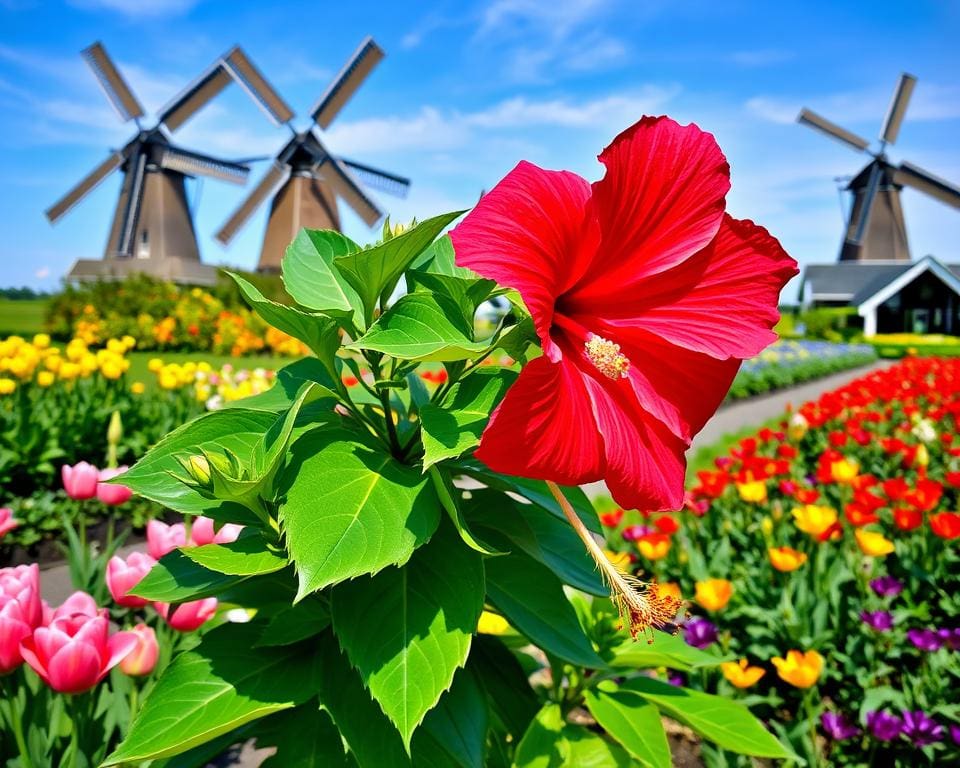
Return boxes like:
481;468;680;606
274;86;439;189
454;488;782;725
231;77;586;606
603;356;960;764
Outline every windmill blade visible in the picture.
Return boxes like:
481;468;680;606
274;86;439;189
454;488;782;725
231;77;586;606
895;161;960;210
797;108;870;152
159;145;249;184
221;47;295;125
880;73;917;145
310;37;384;129
849;162;882;245
46;151;124;223
158;64;232;132
215;162;290;244
118;151;148;257
319;155;382;226
341;159;410;198
81;42;145;123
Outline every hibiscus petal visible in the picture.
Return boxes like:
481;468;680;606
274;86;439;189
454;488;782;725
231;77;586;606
599;215;798;359
476;354;604;486
449;160;597;359
565;116;730;306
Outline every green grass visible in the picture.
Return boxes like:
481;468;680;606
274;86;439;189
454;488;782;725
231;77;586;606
0;298;49;336
125;350;295;388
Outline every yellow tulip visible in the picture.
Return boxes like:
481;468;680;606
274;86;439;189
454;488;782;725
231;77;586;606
768;546;807;572
477;611;510;635
100;359;124;380
637;535;671;561
32;333;50;349
695;579;733;611
914;444;929;469
855;529;895;557
604;549;632;570
131;381;145;394
771;650;823;688
36;371;55;388
0;378;15;395
721;658;766;689
736;480;767;503
830;458;859;484
148;358;164;373
792;504;838;538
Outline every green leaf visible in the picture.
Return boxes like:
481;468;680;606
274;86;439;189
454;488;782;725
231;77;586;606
583;689;671;768
411;669;488;768
334;210;464;320
331;521;484;749
226;357;340;412
314;631;411;768
406;236;494;325
282;229;364;328
420;369;516;469
103;623;322;764
228;271;342;367
180;532;287;577
610;629;729;670
513;703;566;768
622;677;791;758
256;707;353;768
429;467;505;556
349;293;487;362
484;550;604;668
254;597;330;648
120;409;276;521
464;490;605;596
131;549;248;602
468;635;539;739
279;427;440;598
562;727;632;767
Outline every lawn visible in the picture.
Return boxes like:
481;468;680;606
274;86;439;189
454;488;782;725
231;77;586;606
0;298;49;336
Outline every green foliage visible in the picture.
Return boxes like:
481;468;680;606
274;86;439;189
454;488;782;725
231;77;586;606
797;305;860;341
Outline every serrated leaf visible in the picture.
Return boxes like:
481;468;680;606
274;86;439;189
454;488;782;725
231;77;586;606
349;293;488;362
279;427;440;598
334;210;464;320
254;598;330;648
331;521;484;749
103;623;322;764
282;229;364;328
484;550;604;668
131;549;248;602
622;677;791;759
180;533;287;577
419;369;515;469
583;689;671;768
410;669;488;768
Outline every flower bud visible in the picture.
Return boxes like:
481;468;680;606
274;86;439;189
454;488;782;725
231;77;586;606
119;624;159;676
107;411;123;447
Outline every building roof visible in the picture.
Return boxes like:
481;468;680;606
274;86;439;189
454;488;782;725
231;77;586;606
801;257;960;306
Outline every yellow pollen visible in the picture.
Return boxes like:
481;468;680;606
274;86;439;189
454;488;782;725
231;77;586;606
585;335;630;380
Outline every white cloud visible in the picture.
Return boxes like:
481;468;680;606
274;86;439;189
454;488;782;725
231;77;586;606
34;267;50;279
67;0;199;17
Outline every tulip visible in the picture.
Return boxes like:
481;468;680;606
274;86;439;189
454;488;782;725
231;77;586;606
830;457;859;484
0;565;42;673
637;533;671;561
860;610;894;632
190;516;243;547
735;480;767;503
866;711;902;741
771;649;823;688
855;529;895;557
683;617;718;649
51;591;104;623
768;546;807;572
119;624;159;676
937;627;960;651
19;615;138;693
907;628;943;652
155;598;218;632
869;576;903;598
147;520;187;560
106;552;156;608
930;512;960;539
0;508;18;539
792;504;838;539
599;508;624;527
654;582;682;602
96;466;132;506
892;506;922;531
821;712;861;740
901;711;944;746
620;524;650;542
721;658;766;689
62;461;99;500
695;579;733;611
603;549;632;570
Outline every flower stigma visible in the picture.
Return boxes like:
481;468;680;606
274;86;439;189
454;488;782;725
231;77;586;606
585;334;630;380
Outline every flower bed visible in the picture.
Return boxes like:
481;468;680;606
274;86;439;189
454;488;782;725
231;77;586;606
603;357;960;765
867;333;960;359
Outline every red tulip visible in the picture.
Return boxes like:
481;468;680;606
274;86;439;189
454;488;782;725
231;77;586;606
0;508;18;539
147;520;187;560
449;116;796;511
0;564;42;673
930;512;960;539
190;516;243;547
155;598;218;632
119;624;159;676
20;614;138;693
61;461;99;500
106;552;156;608
893;507;923;532
96;466;133;506
599;509;624;527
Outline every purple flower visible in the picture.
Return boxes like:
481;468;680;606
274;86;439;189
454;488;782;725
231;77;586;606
867;711;903;741
901;711;944;746
821;712;861;741
869;576;903;598
950;724;960;746
621;524;651;542
907;628;943;652
936;627;960;651
860;610;894;632
666;672;685;687
683;617;718;649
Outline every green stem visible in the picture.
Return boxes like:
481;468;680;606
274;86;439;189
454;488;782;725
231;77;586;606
803;687;821;766
379;388;402;455
0;675;34;768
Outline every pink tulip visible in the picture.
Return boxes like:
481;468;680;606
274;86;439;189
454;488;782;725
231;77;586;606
96;467;133;506
20;614;138;693
106;552;156;608
119;624;158;676
0;508;17;539
61;461;99;500
190;516;243;547
0;564;42;673
147;520;187;560
51;591;104;623
155;598;218;632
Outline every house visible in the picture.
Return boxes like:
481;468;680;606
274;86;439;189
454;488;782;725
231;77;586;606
799;255;960;336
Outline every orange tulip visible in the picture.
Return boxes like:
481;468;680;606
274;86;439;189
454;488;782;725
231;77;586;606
792;504;838;538
771;649;823;688
637;533;671;561
721;658;766;689
695;579;733;611
768;546;807;572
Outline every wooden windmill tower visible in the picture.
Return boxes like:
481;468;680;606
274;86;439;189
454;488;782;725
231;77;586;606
46;42;292;285
798;73;960;262
214;37;410;272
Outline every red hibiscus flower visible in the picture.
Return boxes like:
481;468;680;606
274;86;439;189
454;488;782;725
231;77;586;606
450;117;797;511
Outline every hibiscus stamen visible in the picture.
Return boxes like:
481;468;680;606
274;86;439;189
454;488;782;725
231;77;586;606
584;335;630;380
545;481;683;642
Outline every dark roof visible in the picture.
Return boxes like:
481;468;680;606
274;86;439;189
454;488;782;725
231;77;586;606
802;259;960;305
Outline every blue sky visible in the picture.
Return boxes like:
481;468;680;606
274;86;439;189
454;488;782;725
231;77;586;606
1;0;958;301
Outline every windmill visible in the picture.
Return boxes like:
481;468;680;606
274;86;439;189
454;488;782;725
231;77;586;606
214;37;410;272
798;73;960;262
46;42;293;285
